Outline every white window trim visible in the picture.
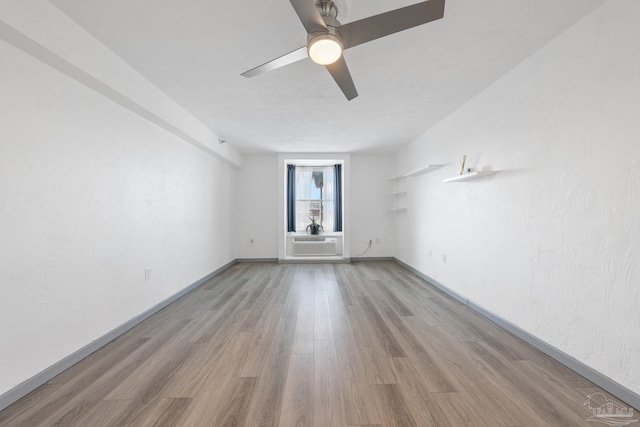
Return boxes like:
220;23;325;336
278;154;350;260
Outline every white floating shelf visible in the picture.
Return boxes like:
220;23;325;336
403;164;443;177
389;175;405;181
443;171;497;183
390;191;407;196
389;207;407;212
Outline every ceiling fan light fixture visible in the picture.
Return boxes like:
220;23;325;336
308;33;343;65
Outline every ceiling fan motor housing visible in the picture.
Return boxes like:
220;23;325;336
315;0;339;19
307;18;342;48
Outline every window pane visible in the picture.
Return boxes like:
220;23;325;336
295;166;334;233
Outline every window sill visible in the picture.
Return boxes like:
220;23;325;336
287;231;343;237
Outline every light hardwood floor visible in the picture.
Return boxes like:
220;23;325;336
0;261;632;426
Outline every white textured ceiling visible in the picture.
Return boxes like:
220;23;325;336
51;0;603;153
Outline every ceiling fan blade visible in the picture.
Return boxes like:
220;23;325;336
325;56;358;101
339;0;445;50
289;0;328;34
241;46;308;78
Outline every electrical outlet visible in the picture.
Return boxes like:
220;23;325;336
375;238;380;244
442;254;447;263
144;268;151;281
429;249;432;257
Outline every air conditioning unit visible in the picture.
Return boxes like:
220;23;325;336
292;237;338;256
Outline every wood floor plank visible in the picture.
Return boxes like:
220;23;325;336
293;293;315;354
359;277;391;309
374;383;419;427
201;263;248;291
110;397;192;427
243;313;296;427
192;290;249;344
355;295;406;358
328;278;382;426
379;307;458;392
403;318;535;425
103;342;194;401
274;264;296;305
5;318;192;426
238;306;283;378
141;397;192;427
332;317;383;425
241;287;265;310
415;322;541;426
507;359;600;425
47;336;149;385
208;377;257;427
313;340;347;427
280;354;314;427
332;264;355;305
121;344;198;399
0;383;61;426
239;287;275;332
176;333;258;425
1;261;631;427
342;265;369;297
109;302;248;401
314;274;334;340
375;279;414;316
345;303;397;385
390;357;439;426
430;391;499;426
266;263;287;289
163;312;252;398
282;267;306;318
52;399;132;427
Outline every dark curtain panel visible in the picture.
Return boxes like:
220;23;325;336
333;164;343;232
287;164;296;232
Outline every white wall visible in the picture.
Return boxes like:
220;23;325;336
234;154;279;259
394;0;640;394
234;153;395;260
0;1;242;167
0;37;236;396
351;154;395;258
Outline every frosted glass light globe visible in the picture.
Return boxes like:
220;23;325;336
308;35;343;65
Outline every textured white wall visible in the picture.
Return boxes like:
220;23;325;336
394;0;640;394
0;39;236;395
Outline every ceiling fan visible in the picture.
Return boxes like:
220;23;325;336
241;0;445;100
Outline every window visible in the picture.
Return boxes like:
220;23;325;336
294;166;335;232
